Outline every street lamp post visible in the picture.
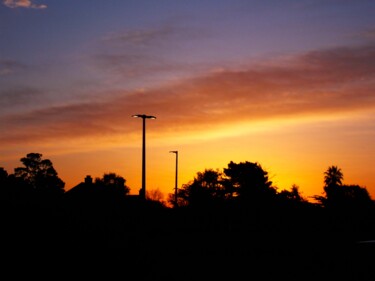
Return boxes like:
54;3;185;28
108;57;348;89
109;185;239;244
169;150;178;207
132;114;156;200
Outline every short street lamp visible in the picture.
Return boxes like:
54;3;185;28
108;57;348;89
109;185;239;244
132;114;156;200
169;150;178;207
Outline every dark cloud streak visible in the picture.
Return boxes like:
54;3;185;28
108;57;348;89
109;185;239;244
1;43;375;147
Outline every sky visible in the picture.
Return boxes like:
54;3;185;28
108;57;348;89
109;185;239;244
1;0;375;202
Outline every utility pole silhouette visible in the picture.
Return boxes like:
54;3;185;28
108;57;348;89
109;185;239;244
169;150;178;207
132;114;156;200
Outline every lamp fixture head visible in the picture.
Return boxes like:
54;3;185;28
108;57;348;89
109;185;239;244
132;114;156;119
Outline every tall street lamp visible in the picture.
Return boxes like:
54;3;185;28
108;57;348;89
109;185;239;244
132;114;156;200
169;150;178;207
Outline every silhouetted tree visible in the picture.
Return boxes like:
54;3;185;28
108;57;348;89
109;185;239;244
13;153;65;197
324;165;343;187
168;191;188;207
323;165;343;201
311;165;343;208
0;167;9;189
341;184;373;207
223;161;276;205
278;184;306;203
0;167;11;201
177;169;226;208
94;172;130;197
315;165;374;219
0;167;8;181
146;188;166;207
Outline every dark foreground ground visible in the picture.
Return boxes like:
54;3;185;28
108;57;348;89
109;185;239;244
3;229;374;280
115;231;375;280
2;203;375;280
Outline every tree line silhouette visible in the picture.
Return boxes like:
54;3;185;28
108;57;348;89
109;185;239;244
1;152;374;278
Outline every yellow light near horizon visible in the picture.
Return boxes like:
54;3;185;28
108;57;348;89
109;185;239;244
6;109;375;203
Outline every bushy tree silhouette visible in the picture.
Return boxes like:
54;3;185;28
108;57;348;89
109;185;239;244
177;168;226;208
146;188;167;208
13;152;65;196
0;167;11;202
0;167;8;180
341;184;373;208
223;161;276;204
278;184;306;203
94;172;130;197
0;167;9;189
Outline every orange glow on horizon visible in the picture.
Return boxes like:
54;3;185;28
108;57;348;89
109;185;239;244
26;109;372;204
2;106;375;204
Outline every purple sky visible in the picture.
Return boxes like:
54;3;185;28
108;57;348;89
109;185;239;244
1;0;375;199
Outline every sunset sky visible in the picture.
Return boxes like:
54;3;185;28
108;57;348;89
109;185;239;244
1;0;375;201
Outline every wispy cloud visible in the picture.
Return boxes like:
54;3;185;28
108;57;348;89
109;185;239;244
0;87;46;111
91;23;211;83
0;60;26;76
1;43;375;148
101;22;206;48
102;26;176;48
3;0;46;9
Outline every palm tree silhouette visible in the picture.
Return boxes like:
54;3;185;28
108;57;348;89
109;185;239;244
324;165;343;188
